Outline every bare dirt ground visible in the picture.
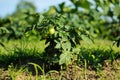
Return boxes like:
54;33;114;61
0;59;120;80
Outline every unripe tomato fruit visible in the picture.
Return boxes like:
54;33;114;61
49;27;55;35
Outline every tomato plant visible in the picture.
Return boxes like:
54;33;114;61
32;13;94;67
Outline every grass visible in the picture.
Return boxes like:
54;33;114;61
0;39;48;64
81;39;120;51
0;39;47;53
0;39;120;80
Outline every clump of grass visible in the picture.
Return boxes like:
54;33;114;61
77;40;120;70
0;39;48;67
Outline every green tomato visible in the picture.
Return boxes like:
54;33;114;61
49;27;55;35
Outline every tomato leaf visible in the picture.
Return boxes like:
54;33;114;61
59;50;72;65
62;41;71;50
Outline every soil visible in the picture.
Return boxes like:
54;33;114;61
0;59;120;80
